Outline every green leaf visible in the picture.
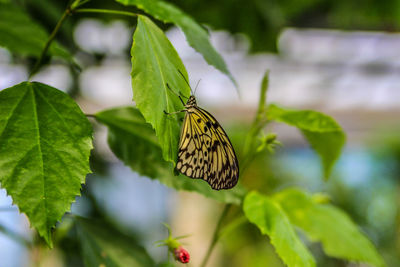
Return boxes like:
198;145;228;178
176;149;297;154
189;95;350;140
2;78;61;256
95;106;245;205
96;106;171;178
243;191;316;267
117;0;236;86
0;3;72;60
75;217;155;267
131;15;190;164
273;188;385;267
268;104;346;178
0;82;92;247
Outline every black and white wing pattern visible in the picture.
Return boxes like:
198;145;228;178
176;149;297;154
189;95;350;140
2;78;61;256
176;106;239;190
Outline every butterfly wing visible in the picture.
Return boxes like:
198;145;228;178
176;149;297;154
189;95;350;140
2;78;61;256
176;106;239;190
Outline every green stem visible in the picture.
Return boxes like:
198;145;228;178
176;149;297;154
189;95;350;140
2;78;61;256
200;204;231;267
74;8;138;17
199;71;271;267
240;70;270;171
29;5;72;79
255;70;269;122
28;2;138;79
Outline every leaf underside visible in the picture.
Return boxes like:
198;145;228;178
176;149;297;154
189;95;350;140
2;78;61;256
268;104;346;179
274;188;385;267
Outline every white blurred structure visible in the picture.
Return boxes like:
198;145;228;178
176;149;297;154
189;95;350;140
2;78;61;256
167;27;400;111
2;21;400;113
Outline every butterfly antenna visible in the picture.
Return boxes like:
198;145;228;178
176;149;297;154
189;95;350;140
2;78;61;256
166;83;179;97
177;69;193;95
194;79;201;96
166;83;185;105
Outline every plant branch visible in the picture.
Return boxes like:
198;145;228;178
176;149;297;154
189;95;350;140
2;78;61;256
74;8;138;17
200;204;231;267
29;4;73;79
27;3;139;79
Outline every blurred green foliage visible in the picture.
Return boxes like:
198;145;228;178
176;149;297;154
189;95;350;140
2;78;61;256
0;3;72;60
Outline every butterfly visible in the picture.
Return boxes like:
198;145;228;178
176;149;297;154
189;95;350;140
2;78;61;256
165;81;239;190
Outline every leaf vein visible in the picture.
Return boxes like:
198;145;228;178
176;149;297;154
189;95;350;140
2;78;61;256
29;84;49;231
34;87;85;158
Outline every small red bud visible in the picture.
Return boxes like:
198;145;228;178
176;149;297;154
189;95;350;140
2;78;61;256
174;246;190;263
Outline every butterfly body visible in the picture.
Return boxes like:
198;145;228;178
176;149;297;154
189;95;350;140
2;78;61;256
175;95;239;190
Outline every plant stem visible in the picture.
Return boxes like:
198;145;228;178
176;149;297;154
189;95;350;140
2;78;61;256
27;1;138;79
200;204;231;267
240;70;270;172
199;71;271;267
29;5;73;79
249;70;270;142
255;70;269;122
74;8;138;17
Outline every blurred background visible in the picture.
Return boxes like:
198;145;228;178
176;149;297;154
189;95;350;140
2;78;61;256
0;0;400;266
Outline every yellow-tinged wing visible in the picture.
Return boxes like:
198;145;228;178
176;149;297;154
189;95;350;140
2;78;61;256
176;106;239;190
